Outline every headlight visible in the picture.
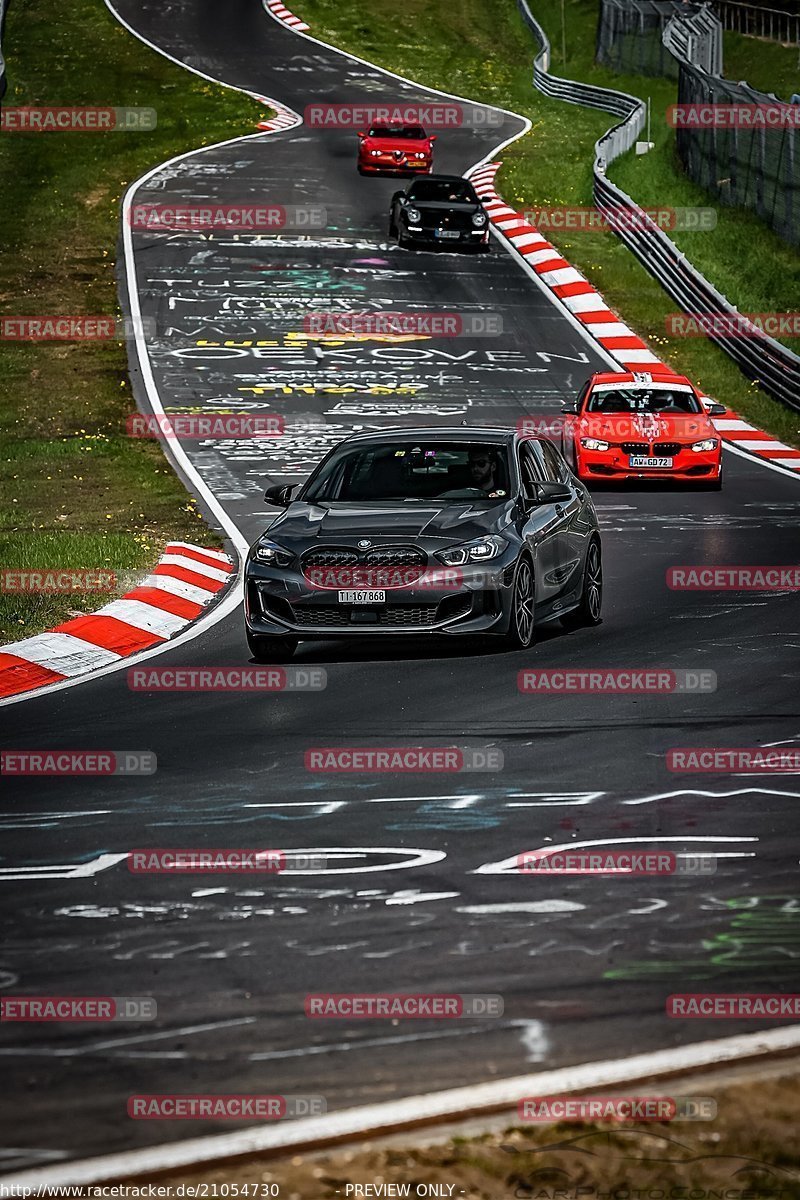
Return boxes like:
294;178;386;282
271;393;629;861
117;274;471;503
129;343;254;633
406;207;422;223
254;539;293;566
691;438;718;452
472;211;487;227
581;437;610;451
436;535;506;567
370;149;381;157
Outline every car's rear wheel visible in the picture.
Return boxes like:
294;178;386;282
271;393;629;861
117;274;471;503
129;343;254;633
246;630;298;662
561;539;602;629
503;557;536;649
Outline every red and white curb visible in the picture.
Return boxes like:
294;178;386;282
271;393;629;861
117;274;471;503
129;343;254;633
0;543;234;701
257;99;303;133
264;0;309;32
468;162;800;476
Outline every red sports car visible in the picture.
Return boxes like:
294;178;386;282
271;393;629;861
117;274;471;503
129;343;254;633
357;123;435;176
559;371;726;487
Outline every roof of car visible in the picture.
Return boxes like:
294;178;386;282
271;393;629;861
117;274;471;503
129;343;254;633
589;370;694;387
341;426;516;445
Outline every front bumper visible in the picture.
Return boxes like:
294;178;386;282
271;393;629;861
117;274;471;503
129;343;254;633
359;157;431;174
576;446;722;482
401;223;489;247
244;559;516;637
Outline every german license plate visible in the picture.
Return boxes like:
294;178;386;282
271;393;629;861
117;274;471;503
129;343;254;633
338;590;386;604
435;229;460;239
629;456;672;468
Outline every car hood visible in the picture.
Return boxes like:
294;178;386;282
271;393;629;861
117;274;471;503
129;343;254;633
265;500;513;546
575;411;716;441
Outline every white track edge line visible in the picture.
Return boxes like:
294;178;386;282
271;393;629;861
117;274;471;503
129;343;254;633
6;1025;800;1186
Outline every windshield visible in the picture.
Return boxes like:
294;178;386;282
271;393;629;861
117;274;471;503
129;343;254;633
407;179;476;204
585;386;702;414
303;442;510;503
368;124;427;139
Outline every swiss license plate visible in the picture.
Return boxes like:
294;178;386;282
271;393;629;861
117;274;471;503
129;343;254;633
338;590;386;604
629;456;673;468
435;229;460;239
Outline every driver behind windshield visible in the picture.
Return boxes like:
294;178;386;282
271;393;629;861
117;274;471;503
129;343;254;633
468;448;505;498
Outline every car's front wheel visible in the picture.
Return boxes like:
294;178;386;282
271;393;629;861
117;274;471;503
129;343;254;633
503;557;536;649
561;539;602;629
246;630;298;662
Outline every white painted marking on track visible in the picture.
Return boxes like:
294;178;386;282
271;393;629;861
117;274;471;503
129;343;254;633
475;836;758;874
621;786;800;806
457;901;585;914
0;853;128;882
384;890;459;905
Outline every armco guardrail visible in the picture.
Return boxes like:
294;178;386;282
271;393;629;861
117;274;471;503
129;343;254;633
0;0;9;104
515;0;800;413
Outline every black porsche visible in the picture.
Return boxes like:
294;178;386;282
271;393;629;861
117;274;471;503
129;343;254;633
388;175;490;250
244;428;603;660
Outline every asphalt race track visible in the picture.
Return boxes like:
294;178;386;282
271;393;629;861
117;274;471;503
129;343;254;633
1;0;800;1172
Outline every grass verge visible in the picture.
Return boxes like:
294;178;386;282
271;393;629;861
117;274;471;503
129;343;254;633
292;0;800;450
0;0;268;642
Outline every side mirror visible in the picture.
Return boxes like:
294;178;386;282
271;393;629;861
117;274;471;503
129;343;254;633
703;400;726;416
357;131;368;138
560;400;578;414
392;191;406;205
430;135;437;142
264;484;295;507
529;481;571;505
